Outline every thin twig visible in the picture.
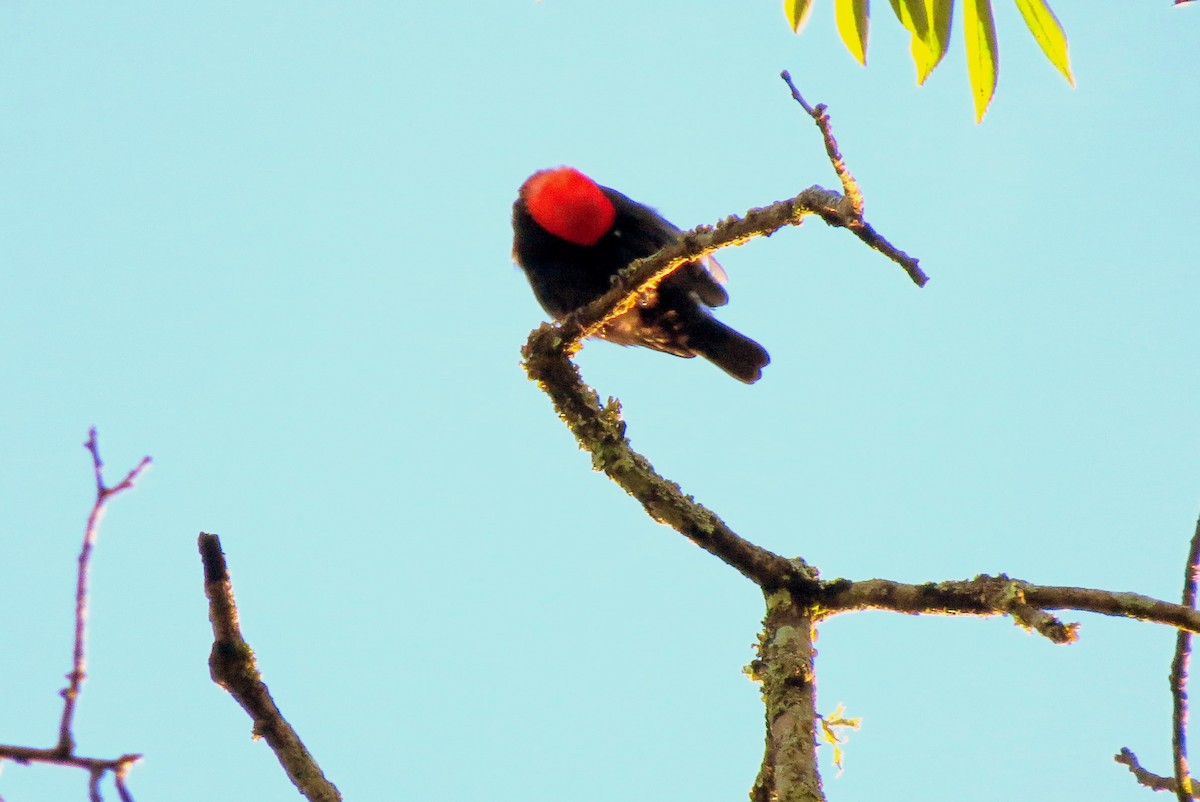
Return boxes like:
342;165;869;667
780;70;927;286
58;429;151;756
114;761;135;802
0;746;141;795
1172;517;1200;801
780;70;864;217
199;533;342;802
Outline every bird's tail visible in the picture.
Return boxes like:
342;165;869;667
688;317;770;384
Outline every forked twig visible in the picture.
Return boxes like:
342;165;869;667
59;430;152;753
780;70;926;287
0;428;149;800
780;69;863;217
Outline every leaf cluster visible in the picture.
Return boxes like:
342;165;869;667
784;0;1074;121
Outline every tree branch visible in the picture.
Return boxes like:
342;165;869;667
818;573;1200;639
198;533;341;802
1171;517;1200;800
556;181;925;358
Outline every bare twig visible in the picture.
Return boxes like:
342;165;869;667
1117;747;1200;797
780;70;863;218
199;533;342;802
1172;518;1200;801
0;747;141;798
58;429;151;755
0;429;149;799
780;70;927;287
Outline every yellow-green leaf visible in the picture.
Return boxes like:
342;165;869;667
895;0;933;80
915;0;954;84
784;0;816;33
1014;0;1075;86
835;0;870;65
963;0;999;122
831;743;846;771
891;0;952;84
890;0;930;41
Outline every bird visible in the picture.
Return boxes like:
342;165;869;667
511;166;769;383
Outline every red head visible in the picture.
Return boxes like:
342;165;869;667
518;166;616;247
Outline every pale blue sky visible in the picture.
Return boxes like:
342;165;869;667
2;3;1198;800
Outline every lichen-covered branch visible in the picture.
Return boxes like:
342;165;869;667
198;533;341;802
555;182;924;357
748;590;825;802
817;573;1200;639
522;335;808;588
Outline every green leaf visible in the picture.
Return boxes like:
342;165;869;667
784;0;816;32
1014;0;1075;86
963;0;999;122
835;0;870;65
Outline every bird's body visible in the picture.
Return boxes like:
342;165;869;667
512;167;769;383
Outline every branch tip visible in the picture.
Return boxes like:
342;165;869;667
198;534;342;801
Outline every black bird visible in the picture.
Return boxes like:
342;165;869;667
512;166;769;383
